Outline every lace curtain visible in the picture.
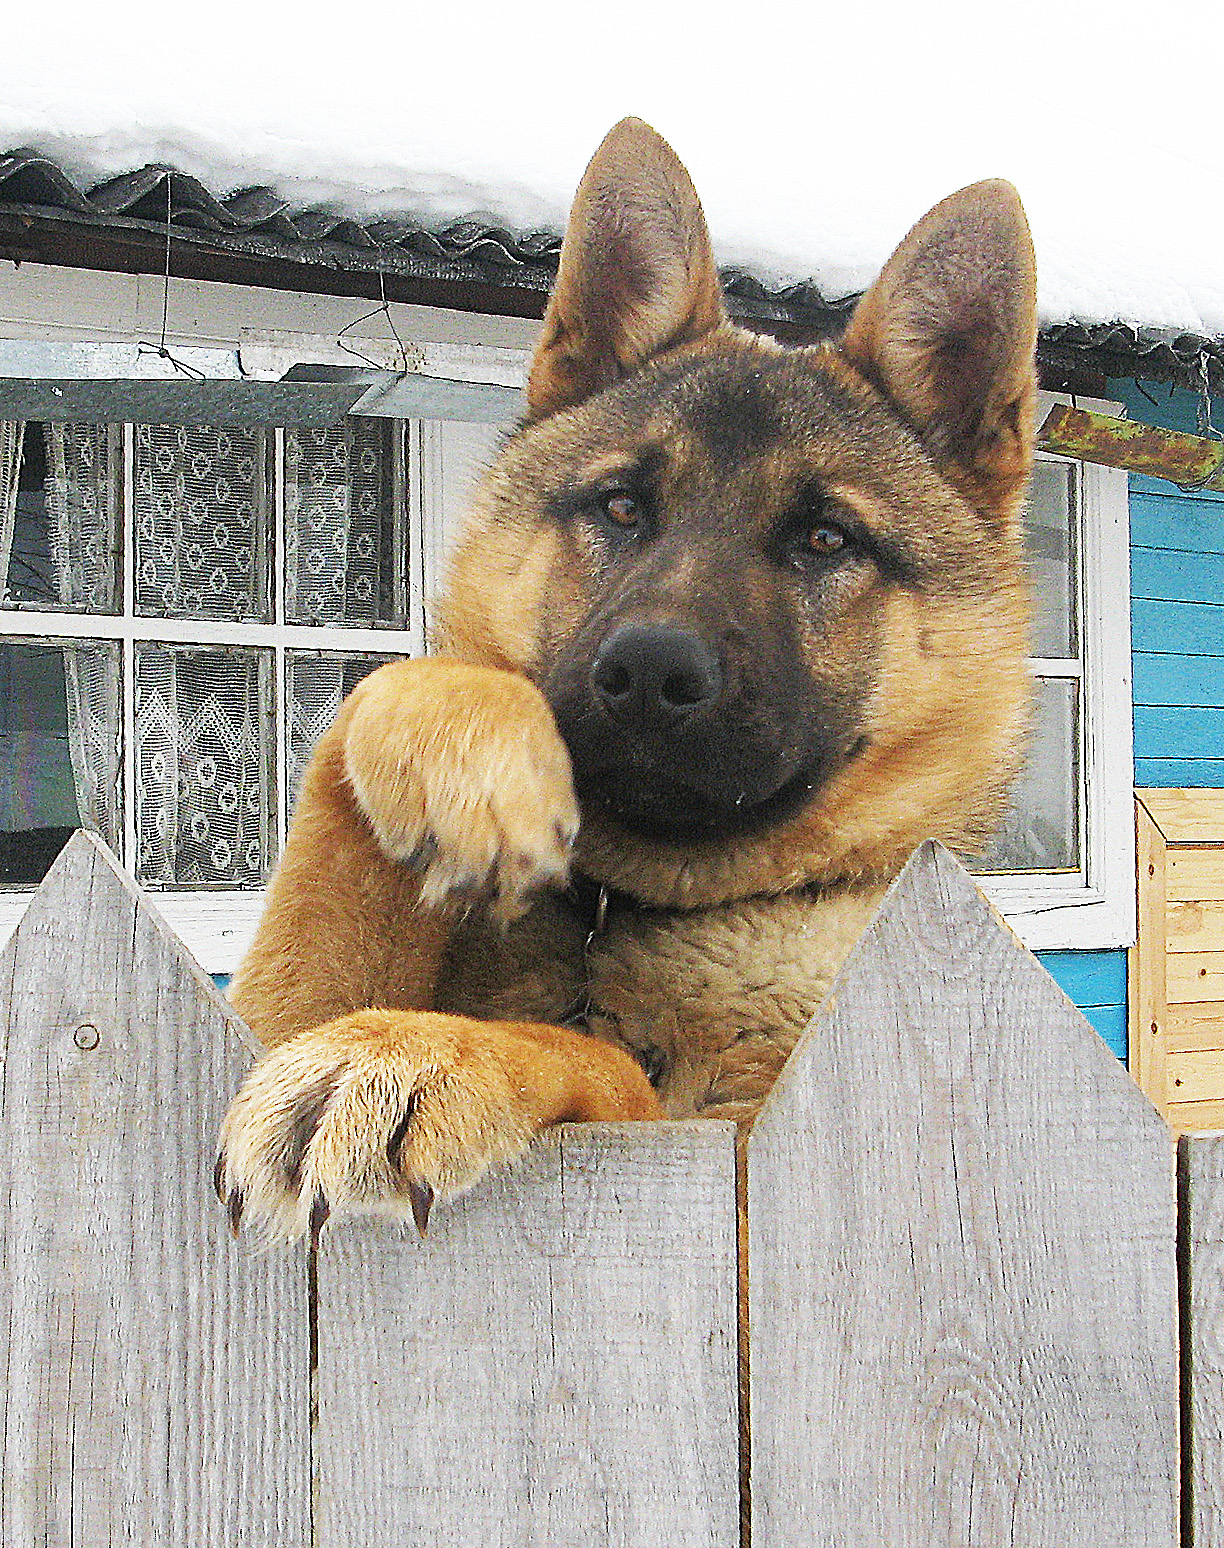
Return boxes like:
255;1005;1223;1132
134;644;270;887
130;425;272;885
41;422;272;887
286;653;388;814
42;425;122;852
0;422;21;595
284;423;394;625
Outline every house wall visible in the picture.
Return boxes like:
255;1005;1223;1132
1036;380;1224;1061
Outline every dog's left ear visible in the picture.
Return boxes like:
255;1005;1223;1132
840;181;1038;517
527;118;727;420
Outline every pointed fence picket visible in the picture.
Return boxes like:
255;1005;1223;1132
0;832;1208;1545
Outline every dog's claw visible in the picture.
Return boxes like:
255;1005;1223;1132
309;1191;330;1248
226;1186;244;1237
409;1179;434;1237
213;1152;227;1204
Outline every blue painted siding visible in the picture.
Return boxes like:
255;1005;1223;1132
1035;949;1128;1058
1033;384;1224;1060
1115;381;1224;794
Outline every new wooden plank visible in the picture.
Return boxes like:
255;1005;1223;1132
1167;1101;1224;1135
1169;952;1224;1003
0;832;310;1548
1141;789;1224;843
1170;849;1224;902
316;1121;738;1548
1170;1004;1224;1050
1179;1135;1224;1543
1133;797;1171;1109
750;841;1179;1548
1131;599;1224;658
1134;652;1224;709
1169;901;1224;953
1168;1048;1224;1103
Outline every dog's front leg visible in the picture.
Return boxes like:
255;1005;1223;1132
229;657;579;1046
215;1009;662;1241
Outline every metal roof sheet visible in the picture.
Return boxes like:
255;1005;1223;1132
1;148;1221;392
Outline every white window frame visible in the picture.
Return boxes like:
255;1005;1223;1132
0;264;536;970
976;392;1135;952
0;266;1135;965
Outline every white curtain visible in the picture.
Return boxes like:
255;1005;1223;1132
284;422;388;624
0;421;22;598
43;425;122;851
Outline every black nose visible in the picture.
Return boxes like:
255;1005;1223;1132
591;622;722;730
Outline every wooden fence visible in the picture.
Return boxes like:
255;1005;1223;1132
0;830;1219;1545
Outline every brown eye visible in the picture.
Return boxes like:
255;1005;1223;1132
602;491;639;527
808;522;846;555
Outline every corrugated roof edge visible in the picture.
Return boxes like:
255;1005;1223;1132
0;148;1221;393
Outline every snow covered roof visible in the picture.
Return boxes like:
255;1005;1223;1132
3;0;1222;380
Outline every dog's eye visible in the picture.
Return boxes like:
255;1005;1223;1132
808;524;844;555
807;522;847;556
601;490;640;528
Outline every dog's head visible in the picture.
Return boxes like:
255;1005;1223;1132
438;119;1037;907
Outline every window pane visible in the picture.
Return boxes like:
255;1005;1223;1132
134;425;270;620
0;638;121;883
1025;459;1077;658
286;651;395;813
2;423;121;613
284;422;404;625
134;644;273;888
977;677;1080;873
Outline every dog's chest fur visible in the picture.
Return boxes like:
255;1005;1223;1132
437;882;885;1122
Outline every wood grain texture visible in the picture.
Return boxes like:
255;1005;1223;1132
1170;953;1224;1003
0;833;310;1547
1181;1135;1224;1545
1168;1100;1224;1136
1168;901;1224;954
316;1120;738;1548
1170;851;1224;903
749;841;1179;1548
1170;1005;1224;1049
1133;796;1170;1108
1168;1048;1224;1103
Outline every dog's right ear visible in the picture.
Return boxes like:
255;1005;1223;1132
526;119;727;420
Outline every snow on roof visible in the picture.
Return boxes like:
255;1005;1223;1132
4;0;1223;340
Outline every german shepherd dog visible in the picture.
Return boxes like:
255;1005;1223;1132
217;119;1037;1241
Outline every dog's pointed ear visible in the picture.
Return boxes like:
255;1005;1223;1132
526;118;727;420
840;180;1038;516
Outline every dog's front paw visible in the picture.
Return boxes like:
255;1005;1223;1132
342;659;579;923
215;1009;662;1242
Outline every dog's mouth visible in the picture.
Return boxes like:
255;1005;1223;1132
575;761;826;844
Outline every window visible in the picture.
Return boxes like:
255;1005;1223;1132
0;411;505;969
0;276;1134;969
973;394;1135;951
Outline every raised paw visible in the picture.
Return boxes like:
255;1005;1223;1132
215;1008;662;1242
342;659;580;924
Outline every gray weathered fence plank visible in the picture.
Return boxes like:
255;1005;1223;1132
748;840;1179;1548
1180;1133;1224;1547
0;832;310;1548
316;1120;739;1548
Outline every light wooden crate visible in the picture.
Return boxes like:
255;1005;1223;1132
1131;788;1224;1131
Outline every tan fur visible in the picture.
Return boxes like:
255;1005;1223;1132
218;118;1037;1241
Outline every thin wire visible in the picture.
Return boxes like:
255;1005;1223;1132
137;175;205;379
1196;350;1220;441
335;257;410;375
